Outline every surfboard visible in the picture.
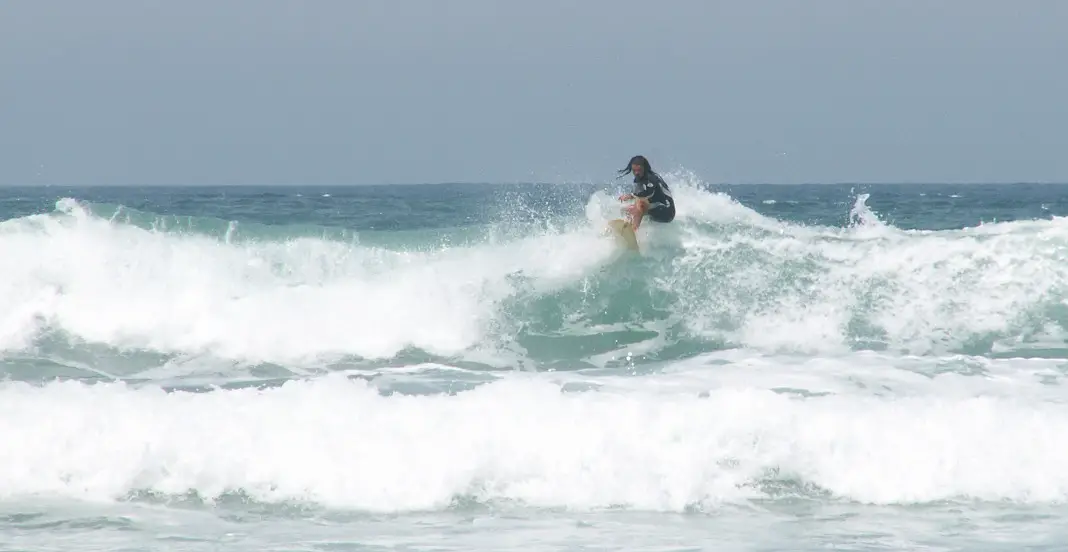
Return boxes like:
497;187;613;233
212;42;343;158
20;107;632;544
605;218;639;251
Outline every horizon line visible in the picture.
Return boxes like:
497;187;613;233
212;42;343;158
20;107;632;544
4;181;1068;188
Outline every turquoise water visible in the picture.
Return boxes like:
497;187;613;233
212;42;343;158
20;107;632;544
3;177;1068;550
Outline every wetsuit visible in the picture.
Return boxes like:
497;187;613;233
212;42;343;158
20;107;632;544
632;171;675;223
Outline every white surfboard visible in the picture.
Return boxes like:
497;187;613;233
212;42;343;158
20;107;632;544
605;218;639;252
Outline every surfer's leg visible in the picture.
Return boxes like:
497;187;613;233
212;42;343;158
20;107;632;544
626;198;650;230
647;200;675;223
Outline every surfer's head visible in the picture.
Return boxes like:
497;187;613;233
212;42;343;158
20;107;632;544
618;155;652;179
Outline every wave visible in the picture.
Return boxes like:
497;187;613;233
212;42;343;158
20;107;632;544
2;369;1067;512
3;176;1068;379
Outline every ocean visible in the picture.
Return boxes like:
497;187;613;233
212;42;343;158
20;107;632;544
2;176;1068;551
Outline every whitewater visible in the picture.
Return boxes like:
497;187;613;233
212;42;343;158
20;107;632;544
2;177;1068;551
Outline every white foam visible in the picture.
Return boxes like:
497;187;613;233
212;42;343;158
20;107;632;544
653;173;1068;355
2;365;1068;512
0;198;620;364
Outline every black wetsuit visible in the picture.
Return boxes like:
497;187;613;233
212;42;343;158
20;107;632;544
633;171;675;223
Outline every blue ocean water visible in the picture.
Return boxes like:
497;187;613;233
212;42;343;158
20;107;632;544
3;177;1068;551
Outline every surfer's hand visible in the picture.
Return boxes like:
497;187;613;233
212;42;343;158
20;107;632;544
618;193;633;201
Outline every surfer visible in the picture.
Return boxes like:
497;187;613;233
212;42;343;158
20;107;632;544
617;155;675;231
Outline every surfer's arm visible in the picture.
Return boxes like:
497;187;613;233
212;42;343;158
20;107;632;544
632;181;655;199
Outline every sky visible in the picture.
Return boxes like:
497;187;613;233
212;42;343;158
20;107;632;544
2;0;1066;186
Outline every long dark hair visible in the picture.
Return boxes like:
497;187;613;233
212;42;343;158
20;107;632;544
617;155;653;178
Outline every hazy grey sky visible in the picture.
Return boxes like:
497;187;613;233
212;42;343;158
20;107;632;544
2;0;1066;185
